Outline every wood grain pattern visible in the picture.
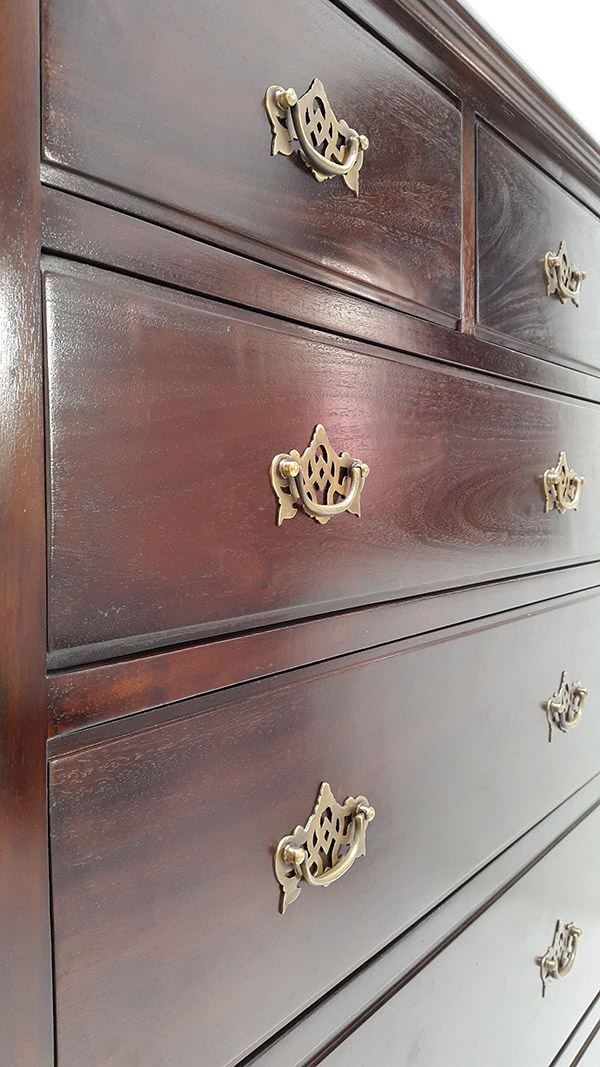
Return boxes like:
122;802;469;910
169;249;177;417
460;103;476;332
244;778;600;1067
477;123;600;372
49;592;600;1067
0;2;54;1062
41;186;600;403
319;802;600;1066
337;0;600;204
47;565;600;733
41;0;462;322
44;258;600;666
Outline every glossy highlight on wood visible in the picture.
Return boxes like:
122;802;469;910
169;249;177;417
477;123;600;373
0;2;54;1062
42;0;462;322
4;0;600;1063
44;258;600;667
48;592;600;1066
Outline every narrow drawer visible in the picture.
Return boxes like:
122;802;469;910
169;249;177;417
320;800;600;1067
45;259;600;666
477;124;600;373
49;588;600;1067
41;0;461;323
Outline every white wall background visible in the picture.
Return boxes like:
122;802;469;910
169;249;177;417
459;0;600;145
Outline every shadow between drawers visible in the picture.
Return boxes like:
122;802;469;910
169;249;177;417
237;776;600;1067
48;563;600;734
549;991;600;1067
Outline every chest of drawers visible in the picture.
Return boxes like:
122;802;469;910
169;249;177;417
2;2;600;1064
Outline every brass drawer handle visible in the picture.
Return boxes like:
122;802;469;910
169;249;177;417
274;781;375;913
544;240;586;306
270;423;369;525
539;920;582;996
545;670;588;741
265;79;368;194
543;451;584;513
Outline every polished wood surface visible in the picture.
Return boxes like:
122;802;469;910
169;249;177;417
320;800;600;1066
0;2;54;1062
50;590;600;1066
42;0;462;323
337;0;600;203
45;258;600;666
245;779;600;1067
40;186;600;405
48;565;600;733
2;1;600;1063
477;123;600;373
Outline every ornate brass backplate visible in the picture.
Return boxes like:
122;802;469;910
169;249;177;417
270;423;369;525
544;240;586;306
265;79;369;194
539;919;582;997
543;451;584;514
544;670;588;742
274;781;375;914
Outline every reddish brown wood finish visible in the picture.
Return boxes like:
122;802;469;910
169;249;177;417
0;2;53;1062
49;591;600;1067
477;123;600;373
335;0;600;207
2;1;600;1061
245;780;600;1067
460;103;476;333
40;186;600;404
41;0;462;323
319;801;600;1066
47;563;600;733
44;259;600;667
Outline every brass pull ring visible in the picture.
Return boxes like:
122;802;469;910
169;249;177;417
285;93;363;179
265;80;368;194
544;240;586;307
282;456;367;520
284;804;374;888
271;423;369;525
545;670;588;741
539;920;582;996
274;782;375;913
543;451;584;514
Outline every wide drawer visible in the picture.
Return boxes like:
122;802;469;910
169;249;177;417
50;588;600;1067
45;259;600;666
41;0;461;323
320;800;600;1067
478;124;600;374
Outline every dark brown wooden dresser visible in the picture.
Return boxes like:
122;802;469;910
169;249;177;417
2;1;600;1064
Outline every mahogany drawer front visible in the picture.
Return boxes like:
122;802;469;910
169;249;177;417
45;259;600;667
320;800;600;1067
50;588;600;1067
478;124;600;373
41;0;461;324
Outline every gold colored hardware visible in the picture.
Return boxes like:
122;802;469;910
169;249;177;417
270;423;369;525
265;79;368;194
274;781;375;913
543;451;584;514
544;240;586;306
539;920;582;997
545;670;588;741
